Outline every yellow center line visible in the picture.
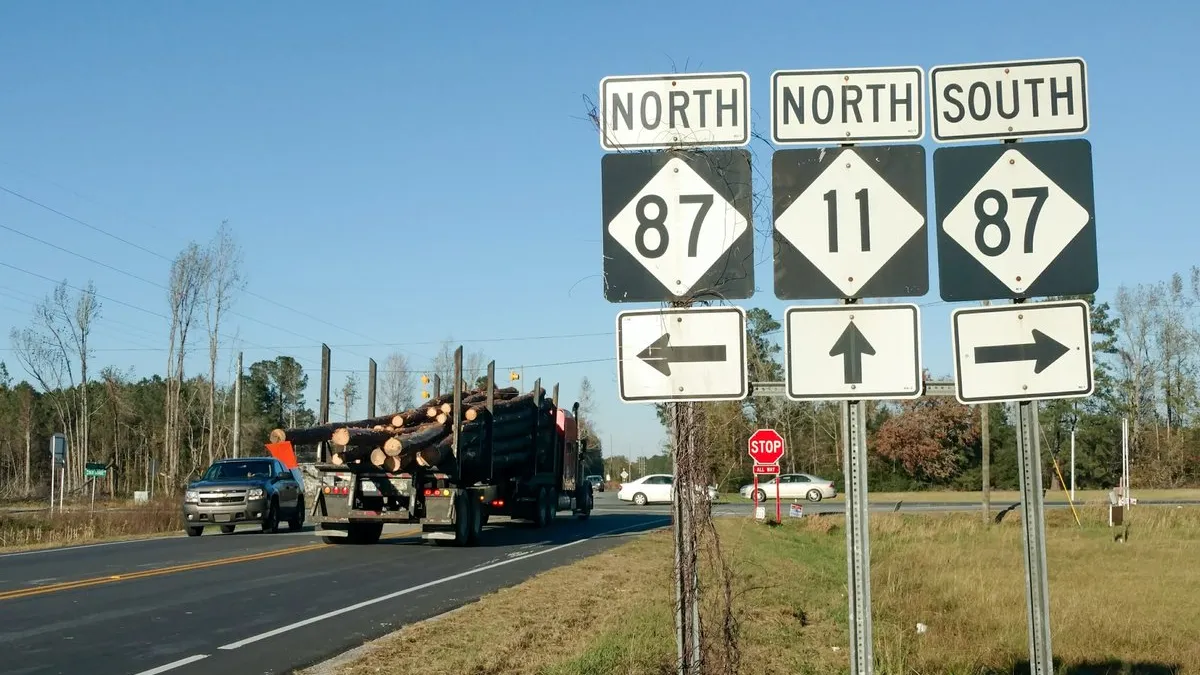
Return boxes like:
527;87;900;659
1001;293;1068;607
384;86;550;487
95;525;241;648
0;527;421;602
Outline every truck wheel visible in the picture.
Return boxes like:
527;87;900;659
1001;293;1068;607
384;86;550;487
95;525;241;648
533;488;551;528
347;522;383;545
220;525;236;534
186;526;203;537
465;497;483;546
577;486;593;521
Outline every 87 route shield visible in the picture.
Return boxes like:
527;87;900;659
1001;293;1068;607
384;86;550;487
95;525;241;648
601;149;754;303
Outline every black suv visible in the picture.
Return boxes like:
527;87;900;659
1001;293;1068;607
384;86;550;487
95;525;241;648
182;457;305;536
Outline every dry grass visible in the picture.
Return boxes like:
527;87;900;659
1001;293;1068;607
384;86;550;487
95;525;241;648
311;506;1200;675
0;499;183;552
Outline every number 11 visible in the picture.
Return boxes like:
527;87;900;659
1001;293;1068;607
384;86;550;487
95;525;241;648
823;188;871;253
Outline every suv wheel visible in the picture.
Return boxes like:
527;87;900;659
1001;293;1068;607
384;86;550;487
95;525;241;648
261;499;280;534
186;526;203;537
288;497;305;530
220;525;236;534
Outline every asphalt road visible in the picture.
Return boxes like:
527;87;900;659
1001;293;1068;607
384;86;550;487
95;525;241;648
0;508;669;675
3;492;1195;675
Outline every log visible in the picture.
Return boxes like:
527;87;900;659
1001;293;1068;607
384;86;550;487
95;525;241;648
370;448;388;467
382;422;449;457
390;412;428;428
268;412;415;444
331;427;400;448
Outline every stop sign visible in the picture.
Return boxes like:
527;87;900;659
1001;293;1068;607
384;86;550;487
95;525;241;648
748;429;785;465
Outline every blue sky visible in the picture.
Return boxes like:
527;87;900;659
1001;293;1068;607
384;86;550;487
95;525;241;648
0;1;1194;459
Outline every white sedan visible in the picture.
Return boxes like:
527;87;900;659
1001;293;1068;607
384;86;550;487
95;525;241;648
739;473;837;502
618;474;718;506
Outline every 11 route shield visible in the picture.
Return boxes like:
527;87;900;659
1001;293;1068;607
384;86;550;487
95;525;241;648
602;150;754;303
773;144;928;299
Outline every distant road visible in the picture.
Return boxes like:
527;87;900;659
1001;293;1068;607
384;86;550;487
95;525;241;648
0;512;667;675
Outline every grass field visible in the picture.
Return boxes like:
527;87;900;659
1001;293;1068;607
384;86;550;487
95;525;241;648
0;499;183;552
311;505;1200;675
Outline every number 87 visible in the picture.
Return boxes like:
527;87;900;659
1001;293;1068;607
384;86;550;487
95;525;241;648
634;193;714;259
973;186;1049;257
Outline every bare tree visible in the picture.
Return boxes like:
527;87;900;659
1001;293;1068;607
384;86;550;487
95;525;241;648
463;349;488;389
204;221;244;465
165;243;211;486
341;372;361;421
430;340;456;392
8;280;100;487
1115;284;1158;460
380;351;415;413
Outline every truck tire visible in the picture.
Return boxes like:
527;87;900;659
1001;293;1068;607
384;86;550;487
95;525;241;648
465;497;483;546
347;522;383;545
577;485;593;521
288;497;305;530
533;488;551;528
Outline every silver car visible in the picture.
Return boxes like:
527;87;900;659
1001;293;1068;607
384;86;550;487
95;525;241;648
739;473;837;502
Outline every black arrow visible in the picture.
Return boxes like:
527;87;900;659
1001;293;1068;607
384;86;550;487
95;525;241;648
636;333;727;377
828;322;876;385
974;329;1069;374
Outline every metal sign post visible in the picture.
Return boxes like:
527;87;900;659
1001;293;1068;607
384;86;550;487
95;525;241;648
600;68;755;675
933;56;1095;675
49;433;67;515
772;64;930;674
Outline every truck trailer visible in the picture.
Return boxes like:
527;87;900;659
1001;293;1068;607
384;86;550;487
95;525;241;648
292;349;594;546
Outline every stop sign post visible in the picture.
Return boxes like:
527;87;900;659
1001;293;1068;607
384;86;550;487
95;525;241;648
748;429;786;522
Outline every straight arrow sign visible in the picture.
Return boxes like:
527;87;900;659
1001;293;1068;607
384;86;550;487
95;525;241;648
974;329;1069;374
637;334;727;376
828;322;876;385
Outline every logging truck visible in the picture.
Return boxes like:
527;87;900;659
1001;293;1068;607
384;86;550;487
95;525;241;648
266;350;594;547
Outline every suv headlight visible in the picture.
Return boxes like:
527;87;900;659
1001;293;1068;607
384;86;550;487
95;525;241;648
247;488;264;500
184;490;199;503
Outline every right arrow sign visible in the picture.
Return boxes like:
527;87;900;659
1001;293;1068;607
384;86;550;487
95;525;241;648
952;299;1094;404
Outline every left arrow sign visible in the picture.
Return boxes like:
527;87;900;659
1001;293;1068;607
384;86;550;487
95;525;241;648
637;333;728;376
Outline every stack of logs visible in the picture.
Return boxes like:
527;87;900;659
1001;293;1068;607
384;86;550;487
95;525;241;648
268;385;555;475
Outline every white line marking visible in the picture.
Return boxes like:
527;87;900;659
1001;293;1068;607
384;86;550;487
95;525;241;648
131;653;208;675
218;519;668;651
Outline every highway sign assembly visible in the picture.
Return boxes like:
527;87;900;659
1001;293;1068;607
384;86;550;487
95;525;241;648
934;138;1096;301
951;299;1094;404
599;71;750;151
616;306;747;403
602;149;754;302
929;57;1088;142
771;66;924;144
784;303;922;401
747;428;785;465
773;144;928;299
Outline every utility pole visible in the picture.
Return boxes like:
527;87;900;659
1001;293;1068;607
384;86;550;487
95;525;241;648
232;351;243;458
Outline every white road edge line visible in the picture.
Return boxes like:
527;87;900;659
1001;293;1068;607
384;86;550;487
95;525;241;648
0;536;180;559
131;653;209;675
218;518;670;651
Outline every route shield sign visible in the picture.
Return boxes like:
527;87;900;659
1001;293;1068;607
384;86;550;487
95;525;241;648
784;303;922;401
951;299;1094;404
773;144;927;299
933;139;1097;301
616;306;748;403
602;150;754;303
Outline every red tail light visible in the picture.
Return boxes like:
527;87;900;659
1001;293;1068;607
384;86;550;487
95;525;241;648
490;499;505;507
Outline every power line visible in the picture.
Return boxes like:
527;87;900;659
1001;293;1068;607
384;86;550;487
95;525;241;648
328;356;614;375
0;182;413;357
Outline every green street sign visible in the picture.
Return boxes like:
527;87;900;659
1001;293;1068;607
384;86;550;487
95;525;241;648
84;462;107;478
